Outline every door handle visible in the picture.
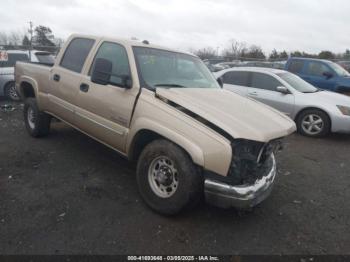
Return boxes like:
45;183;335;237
53;74;60;82
80;83;89;92
248;91;258;96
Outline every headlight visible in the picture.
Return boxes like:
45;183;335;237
337;105;350;116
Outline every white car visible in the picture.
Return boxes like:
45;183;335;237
215;67;350;137
0;50;55;100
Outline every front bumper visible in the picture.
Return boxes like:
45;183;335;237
204;154;276;209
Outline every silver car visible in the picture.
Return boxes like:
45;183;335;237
215;67;350;137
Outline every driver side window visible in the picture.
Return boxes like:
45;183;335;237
250;72;282;91
306;62;330;77
90;42;130;86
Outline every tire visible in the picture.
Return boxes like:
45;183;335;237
4;82;21;101
136;139;202;215
23;98;51;137
296;109;331;137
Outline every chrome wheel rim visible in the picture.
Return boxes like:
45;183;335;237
27;107;36;130
301;114;324;135
148;156;179;198
8;84;19;100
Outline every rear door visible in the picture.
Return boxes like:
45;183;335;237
247;72;295;116
75;41;138;152
304;61;337;90
48;37;95;124
222;71;250;96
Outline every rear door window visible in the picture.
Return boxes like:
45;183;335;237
222;71;250;86
60;38;95;73
288;60;304;73
250;72;281;91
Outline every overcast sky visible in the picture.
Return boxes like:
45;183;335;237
1;0;349;54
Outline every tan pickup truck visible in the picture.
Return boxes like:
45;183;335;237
15;34;296;214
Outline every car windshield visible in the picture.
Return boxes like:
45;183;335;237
277;72;319;93
133;47;220;89
326;61;350;77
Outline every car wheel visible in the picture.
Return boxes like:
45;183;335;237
4;82;20;101
296;109;330;137
24;98;51;137
136;139;202;215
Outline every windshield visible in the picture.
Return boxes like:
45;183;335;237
326;61;350;77
277;72;319;93
133;47;220;89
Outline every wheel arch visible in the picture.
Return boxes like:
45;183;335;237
18;77;39;100
294;107;332;129
127;121;205;168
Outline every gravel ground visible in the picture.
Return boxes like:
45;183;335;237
0;100;349;255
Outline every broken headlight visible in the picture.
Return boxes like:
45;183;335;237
228;139;283;184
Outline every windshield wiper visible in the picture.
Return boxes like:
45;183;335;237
154;84;187;88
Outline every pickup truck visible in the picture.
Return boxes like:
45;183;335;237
285;57;350;95
15;34;296;215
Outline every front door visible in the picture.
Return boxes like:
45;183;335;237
75;41;138;152
247;72;295;117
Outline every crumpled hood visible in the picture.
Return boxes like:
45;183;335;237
156;88;296;142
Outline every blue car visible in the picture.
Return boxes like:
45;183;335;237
285;57;350;95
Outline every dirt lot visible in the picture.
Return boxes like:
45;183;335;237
0;100;350;255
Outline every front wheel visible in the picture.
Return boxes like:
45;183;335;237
24;98;51;137
136;139;202;215
4;82;20;101
296;109;331;137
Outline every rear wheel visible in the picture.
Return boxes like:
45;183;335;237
24;98;51;137
296;109;330;137
136;139;202;215
4;82;20;101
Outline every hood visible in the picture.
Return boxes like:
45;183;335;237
306;90;350;105
156;88;296;142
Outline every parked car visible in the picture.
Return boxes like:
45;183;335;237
337;60;350;72
215;67;350;137
285;57;350;95
203;58;227;72
0;50;55;101
15;34;296;215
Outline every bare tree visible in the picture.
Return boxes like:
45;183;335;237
222;39;247;59
191;47;217;60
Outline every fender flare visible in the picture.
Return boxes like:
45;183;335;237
127;117;205;167
18;76;39;98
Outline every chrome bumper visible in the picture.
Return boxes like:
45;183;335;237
204;154;277;209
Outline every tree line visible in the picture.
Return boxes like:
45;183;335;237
191;39;350;61
0;25;64;52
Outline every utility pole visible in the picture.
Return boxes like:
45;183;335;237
28;21;33;59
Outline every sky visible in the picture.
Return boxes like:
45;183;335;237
1;0;349;55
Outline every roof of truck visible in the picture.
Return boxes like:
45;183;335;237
69;34;197;58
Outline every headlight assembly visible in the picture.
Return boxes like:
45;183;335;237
337;105;350;116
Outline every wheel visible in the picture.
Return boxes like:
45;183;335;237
296;109;330;137
23;98;51;137
4;82;21;101
136;139;202;215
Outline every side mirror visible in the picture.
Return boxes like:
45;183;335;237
276;86;290;94
120;74;132;89
323;71;333;79
217;77;224;88
91;58;113;85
